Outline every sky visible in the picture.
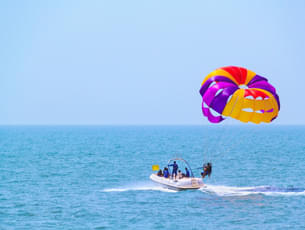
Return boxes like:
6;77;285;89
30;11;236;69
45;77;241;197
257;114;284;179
1;0;304;125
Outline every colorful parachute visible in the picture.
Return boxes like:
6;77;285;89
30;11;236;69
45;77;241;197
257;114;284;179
199;66;280;124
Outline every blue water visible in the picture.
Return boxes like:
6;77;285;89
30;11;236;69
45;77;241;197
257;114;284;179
1;125;305;229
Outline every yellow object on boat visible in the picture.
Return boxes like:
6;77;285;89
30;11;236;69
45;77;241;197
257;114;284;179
152;165;159;171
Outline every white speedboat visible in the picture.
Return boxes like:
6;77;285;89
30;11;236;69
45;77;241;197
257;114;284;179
150;158;204;191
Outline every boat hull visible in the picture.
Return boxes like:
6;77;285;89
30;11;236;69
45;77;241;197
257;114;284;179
150;174;204;191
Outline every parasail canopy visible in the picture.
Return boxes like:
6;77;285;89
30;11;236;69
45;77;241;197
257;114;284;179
199;66;280;124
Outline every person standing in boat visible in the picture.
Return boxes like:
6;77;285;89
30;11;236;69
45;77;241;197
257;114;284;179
168;161;178;180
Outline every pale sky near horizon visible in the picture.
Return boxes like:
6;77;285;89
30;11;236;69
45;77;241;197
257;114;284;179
1;0;305;125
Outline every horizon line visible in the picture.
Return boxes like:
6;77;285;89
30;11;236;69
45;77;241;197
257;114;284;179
0;124;304;126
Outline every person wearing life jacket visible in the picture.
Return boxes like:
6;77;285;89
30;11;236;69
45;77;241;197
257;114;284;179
185;167;190;178
163;167;170;178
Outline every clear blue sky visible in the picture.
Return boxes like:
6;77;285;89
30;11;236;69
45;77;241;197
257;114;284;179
1;0;304;125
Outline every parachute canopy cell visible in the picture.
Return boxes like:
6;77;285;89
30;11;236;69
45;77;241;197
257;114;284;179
199;66;280;124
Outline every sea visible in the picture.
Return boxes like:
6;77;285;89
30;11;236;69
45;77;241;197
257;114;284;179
1;125;305;229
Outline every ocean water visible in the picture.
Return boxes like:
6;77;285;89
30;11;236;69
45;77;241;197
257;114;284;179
1;125;305;229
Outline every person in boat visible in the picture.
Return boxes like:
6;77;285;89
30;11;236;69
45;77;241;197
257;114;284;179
157;169;163;177
177;170;183;179
185;167;190;178
168;161;178;179
201;162;212;179
163;167;170;178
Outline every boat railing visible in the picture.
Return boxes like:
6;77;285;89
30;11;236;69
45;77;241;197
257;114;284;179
167;158;195;178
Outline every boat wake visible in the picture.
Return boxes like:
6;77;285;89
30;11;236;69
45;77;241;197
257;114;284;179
102;182;305;196
102;182;177;193
200;184;305;197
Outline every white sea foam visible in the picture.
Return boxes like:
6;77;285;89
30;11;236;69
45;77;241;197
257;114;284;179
200;184;305;197
102;182;305;196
